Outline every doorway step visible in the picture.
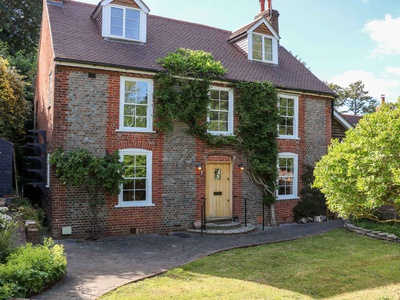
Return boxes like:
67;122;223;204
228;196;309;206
187;221;256;235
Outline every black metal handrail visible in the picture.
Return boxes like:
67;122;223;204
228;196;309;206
201;197;206;236
244;197;247;227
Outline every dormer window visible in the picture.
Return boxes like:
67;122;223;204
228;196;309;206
252;33;273;62
110;7;140;40
97;0;149;43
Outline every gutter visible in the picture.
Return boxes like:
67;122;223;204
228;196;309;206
54;57;336;98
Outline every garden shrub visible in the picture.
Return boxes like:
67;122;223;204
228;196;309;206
293;165;326;221
0;238;67;299
17;198;45;230
0;207;18;262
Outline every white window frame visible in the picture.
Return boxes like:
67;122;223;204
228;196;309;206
248;32;278;64
119;77;154;133
277;152;298;200
277;94;299;139
117;148;153;208
102;4;147;43
207;86;234;135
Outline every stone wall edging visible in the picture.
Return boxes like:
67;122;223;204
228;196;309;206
344;222;399;243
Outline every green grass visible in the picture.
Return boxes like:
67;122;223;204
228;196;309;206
101;229;400;300
351;218;400;237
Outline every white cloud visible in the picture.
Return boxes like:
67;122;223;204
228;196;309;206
386;66;400;76
329;70;400;102
363;15;400;56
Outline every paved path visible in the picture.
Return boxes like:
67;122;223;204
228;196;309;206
34;220;344;300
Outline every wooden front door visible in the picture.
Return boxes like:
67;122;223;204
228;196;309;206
206;163;232;220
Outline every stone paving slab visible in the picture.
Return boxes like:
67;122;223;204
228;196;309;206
33;220;344;300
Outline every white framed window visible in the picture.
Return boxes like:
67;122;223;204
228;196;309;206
248;32;278;64
117;149;153;207
277;153;298;200
110;6;140;40
207;87;234;135
278;94;299;139
119;77;153;132
101;4;148;43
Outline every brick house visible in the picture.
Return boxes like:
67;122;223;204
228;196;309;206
35;0;334;237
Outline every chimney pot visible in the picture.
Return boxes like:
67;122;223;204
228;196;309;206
259;0;265;12
381;94;385;105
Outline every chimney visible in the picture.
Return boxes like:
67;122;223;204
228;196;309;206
381;94;386;105
255;0;280;36
260;0;265;12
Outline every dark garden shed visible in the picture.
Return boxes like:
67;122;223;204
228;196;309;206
0;138;14;196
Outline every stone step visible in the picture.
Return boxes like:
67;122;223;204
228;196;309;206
205;221;242;230
187;224;256;235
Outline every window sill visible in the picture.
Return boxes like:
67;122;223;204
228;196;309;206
277;197;300;201
115;203;155;208
116;129;157;134
207;132;234;136
278;136;300;140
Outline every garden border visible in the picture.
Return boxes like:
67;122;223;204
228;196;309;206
344;222;399;243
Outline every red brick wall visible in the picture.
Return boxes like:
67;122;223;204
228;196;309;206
42;64;332;236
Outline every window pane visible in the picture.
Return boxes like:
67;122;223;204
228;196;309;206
126;20;139;29
253;50;262;60
220;91;229;101
210;100;219;110
209;111;218;121
135;179;146;189
126;9;140;20
111;17;123;27
136;116;147;128
111;7;123;17
123;190;134;201
208;121;218;131
124;116;134;127
110;26;123;36
253;34;262;43
219;121;228;131
219;112;228;121
136;93;148;104
126;29;140;40
134;190;146;201
210;90;219;99
220;100;228;110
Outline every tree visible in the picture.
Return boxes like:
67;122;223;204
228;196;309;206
50;149;125;238
327;80;378;115
0;57;30;143
0;0;42;56
313;103;400;223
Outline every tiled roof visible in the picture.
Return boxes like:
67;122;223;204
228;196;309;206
342;114;363;126
48;0;334;96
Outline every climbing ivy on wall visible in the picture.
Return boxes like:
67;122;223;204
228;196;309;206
154;48;280;222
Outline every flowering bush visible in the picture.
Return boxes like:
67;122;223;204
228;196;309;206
0;207;18;262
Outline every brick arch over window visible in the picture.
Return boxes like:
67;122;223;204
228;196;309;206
117;140;155;151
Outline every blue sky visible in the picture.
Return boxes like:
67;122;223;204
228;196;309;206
78;0;400;102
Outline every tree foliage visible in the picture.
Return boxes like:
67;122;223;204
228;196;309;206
314;103;400;223
0;57;30;143
0;0;42;55
155;48;280;224
327;80;378;115
50;149;125;238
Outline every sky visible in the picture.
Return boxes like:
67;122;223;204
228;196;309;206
76;0;400;102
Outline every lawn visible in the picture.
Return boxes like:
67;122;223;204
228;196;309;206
101;229;400;300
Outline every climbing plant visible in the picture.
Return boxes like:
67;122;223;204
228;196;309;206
50;149;124;238
154;48;280;224
235;81;280;224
